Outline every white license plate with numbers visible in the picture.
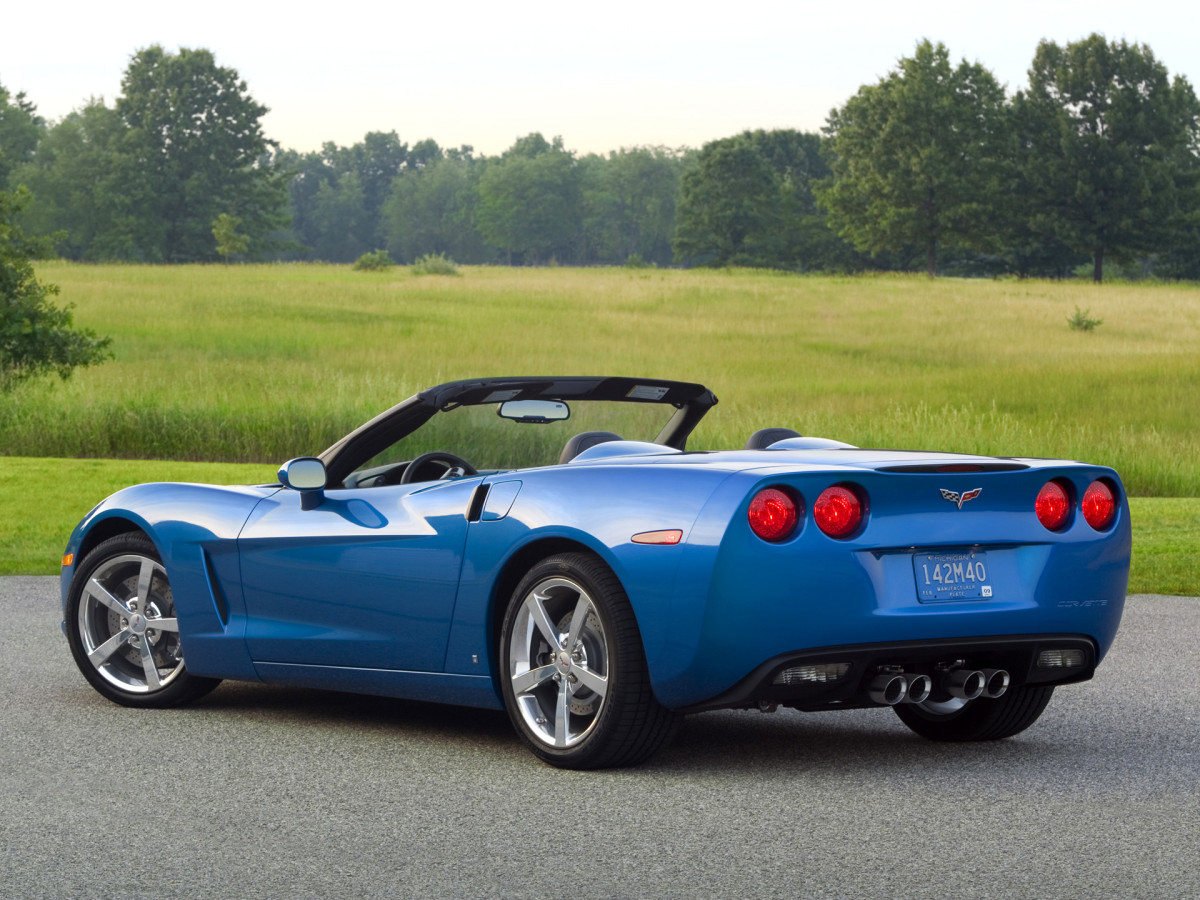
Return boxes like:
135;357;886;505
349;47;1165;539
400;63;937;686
913;551;992;602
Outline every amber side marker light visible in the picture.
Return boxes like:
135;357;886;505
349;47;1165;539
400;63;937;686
631;530;683;545
62;554;74;567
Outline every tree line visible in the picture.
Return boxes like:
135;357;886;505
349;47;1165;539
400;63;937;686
2;35;1198;281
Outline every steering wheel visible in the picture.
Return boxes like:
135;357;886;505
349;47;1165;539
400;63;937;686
398;450;479;484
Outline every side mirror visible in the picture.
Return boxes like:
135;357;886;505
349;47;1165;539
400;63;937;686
278;457;327;510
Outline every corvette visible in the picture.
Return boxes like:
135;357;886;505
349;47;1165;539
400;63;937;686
61;376;1131;768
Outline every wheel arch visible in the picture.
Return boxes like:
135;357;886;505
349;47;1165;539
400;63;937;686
487;536;618;687
63;514;160;612
489;539;680;767
77;515;153;564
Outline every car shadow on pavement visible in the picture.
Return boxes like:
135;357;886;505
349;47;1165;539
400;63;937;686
647;704;1066;778
182;680;1064;776
193;680;515;736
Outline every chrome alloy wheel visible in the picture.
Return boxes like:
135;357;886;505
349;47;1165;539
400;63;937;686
76;553;184;694
507;576;610;749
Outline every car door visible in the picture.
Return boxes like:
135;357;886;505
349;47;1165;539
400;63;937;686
236;477;479;672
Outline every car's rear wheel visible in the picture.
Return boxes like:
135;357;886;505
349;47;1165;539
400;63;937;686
65;534;220;708
893;684;1055;741
499;552;678;769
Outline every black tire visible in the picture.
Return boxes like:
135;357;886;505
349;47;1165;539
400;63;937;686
893;684;1055;741
499;552;678;769
65;533;221;708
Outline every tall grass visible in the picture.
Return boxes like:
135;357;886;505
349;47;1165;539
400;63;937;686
5;263;1199;495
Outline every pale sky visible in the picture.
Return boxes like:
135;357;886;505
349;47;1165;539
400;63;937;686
4;1;1196;157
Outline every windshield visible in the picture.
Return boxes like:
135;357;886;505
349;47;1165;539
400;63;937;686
348;399;675;480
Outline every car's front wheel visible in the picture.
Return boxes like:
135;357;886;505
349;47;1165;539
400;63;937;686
499;552;678;769
892;684;1055;741
65;533;220;708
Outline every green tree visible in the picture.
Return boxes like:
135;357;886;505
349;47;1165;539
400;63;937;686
1;187;110;392
673;137;778;266
818;40;1008;275
1157;134;1200;279
311;171;368;262
7;101;135;259
1017;35;1200;282
115;45;287;261
408;138;443;169
321;132;409;253
274;147;336;258
476;134;580;264
384;154;489;263
995;95;1088;277
581;146;686;265
674;130;844;269
212;213;249;260
0;81;45;188
279;133;424;262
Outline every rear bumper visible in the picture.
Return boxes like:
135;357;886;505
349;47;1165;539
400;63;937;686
680;633;1096;713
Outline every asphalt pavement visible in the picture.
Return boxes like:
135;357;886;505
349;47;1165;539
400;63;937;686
2;577;1198;899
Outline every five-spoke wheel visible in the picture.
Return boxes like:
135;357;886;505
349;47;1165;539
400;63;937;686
65;534;220;707
500;553;677;769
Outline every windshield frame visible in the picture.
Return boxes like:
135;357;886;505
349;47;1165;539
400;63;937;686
319;376;717;487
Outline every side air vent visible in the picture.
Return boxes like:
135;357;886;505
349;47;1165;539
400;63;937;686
202;550;230;626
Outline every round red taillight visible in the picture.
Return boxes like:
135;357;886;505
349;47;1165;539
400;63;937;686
1082;480;1116;530
748;488;799;541
1036;481;1071;530
814;485;863;538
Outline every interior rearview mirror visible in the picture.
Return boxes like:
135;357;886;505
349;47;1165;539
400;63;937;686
498;399;570;423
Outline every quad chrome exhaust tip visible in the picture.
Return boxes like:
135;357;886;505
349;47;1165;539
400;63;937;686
902;673;933;704
944;669;986;700
980;668;1010;699
869;668;1010;706
868;672;933;706
942;668;1011;700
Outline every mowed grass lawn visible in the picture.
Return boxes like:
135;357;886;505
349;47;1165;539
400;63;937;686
2;263;1197;593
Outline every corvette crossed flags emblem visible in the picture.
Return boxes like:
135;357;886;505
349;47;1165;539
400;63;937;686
940;487;982;509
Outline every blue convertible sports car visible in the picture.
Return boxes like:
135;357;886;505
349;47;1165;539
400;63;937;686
62;377;1131;768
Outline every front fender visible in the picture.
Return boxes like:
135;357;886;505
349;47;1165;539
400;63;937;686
61;482;277;680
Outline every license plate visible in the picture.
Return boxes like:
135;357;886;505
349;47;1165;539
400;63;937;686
913;551;992;602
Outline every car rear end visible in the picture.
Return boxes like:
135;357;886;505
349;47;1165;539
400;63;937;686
653;453;1130;717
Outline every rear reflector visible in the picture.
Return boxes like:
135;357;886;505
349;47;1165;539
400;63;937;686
773;663;851;685
1036;649;1086;669
631;529;683;545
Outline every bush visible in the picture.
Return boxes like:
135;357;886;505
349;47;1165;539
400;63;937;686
352;249;394;271
410;253;460;276
2;187;111;392
622;253;655;269
1067;306;1103;332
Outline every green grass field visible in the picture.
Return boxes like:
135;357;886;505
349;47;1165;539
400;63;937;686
2;263;1197;592
6;263;1200;494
